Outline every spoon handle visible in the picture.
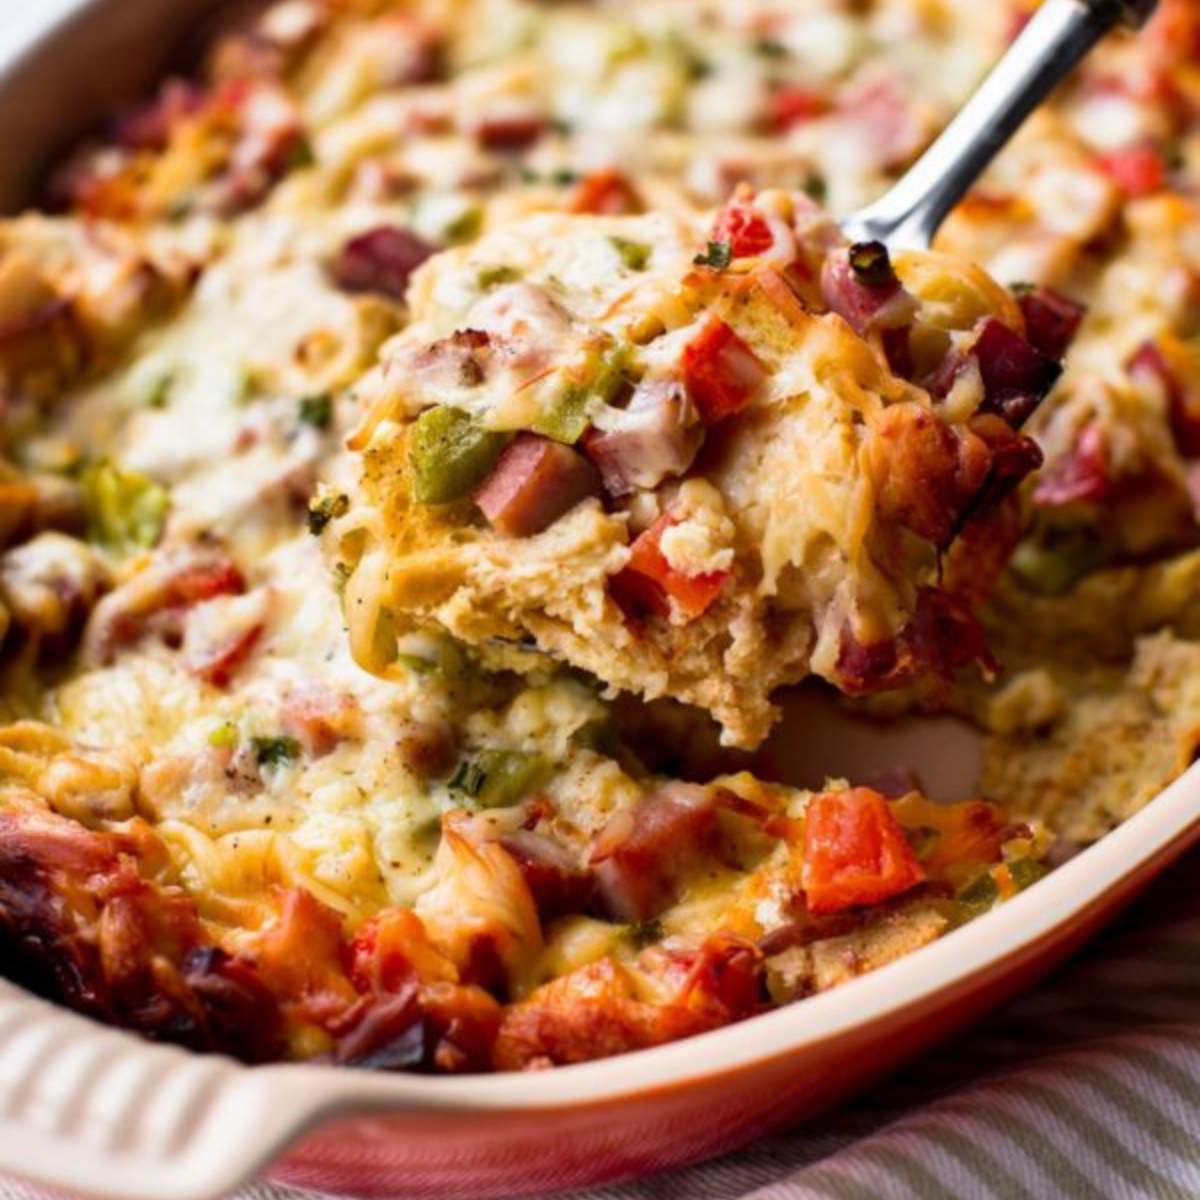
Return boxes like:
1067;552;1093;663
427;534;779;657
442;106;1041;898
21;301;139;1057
840;0;1158;251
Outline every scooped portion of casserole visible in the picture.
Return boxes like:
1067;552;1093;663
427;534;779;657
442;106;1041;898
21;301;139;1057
337;188;1065;746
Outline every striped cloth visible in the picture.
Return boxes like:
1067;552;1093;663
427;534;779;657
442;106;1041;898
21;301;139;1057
1;845;1196;1200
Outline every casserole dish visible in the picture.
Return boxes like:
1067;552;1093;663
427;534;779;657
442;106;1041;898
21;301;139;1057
0;3;1197;1199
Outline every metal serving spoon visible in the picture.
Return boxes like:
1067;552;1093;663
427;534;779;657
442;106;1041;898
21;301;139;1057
841;0;1159;250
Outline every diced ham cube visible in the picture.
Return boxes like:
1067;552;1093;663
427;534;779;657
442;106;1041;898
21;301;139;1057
681;317;766;424
1033;423;1114;506
581;379;704;498
473;433;598;537
331;226;438;301
820;244;915;336
1016;287;1086;360
474;114;545;151
568;169;642;215
973;317;1061;427
588;783;720;922
499;831;595;921
608;512;729;623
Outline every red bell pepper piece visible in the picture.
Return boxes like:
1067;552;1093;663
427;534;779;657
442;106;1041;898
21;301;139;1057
681;317;766;424
801;787;926;914
609;512;729;622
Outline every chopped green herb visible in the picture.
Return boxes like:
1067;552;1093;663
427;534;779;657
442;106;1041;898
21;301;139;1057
803;172;828;205
81;461;169;551
252;736;301;767
396;652;438;675
448;749;551;808
610;237;650;271
752;36;788;58
477;264;521;290
628;918;664;947
298;393;333;429
306;491;349;535
551;167;580;186
1009;281;1036;297
284;134;316;172
444;203;483;244
848;241;895;289
144;371;175;409
165;196;195;223
693;239;732;270
409;406;509;503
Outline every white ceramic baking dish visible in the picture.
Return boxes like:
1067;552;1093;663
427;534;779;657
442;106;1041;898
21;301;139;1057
0;5;1197;1198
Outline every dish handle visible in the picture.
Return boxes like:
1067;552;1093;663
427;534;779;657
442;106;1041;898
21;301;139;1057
0;980;326;1200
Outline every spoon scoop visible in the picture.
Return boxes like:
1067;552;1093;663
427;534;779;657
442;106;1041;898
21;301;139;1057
841;0;1159;251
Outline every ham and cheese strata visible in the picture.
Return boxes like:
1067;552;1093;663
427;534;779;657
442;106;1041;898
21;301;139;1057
0;0;1195;1076
337;189;1062;746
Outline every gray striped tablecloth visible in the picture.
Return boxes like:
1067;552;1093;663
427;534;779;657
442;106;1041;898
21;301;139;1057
2;845;1197;1200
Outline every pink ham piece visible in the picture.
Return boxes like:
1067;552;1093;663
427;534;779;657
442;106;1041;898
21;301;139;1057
836;80;927;171
588;783;720;922
474;433;599;537
499;831;595;921
331;226;437;301
582;380;704;498
973;317;1061;427
1128;339;1200;457
473;114;545;151
820;243;916;336
1016;287;1086;361
113;80;205;152
1034;423;1113;507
